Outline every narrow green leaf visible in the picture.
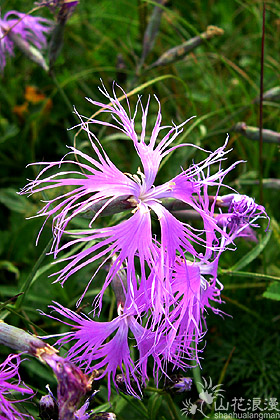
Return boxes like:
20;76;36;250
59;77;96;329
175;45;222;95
0;124;19;144
226;229;272;272
148;393;163;420
263;282;280;301
0;293;23;311
16;238;53;310
29;263;53;287
118;393;149;418
0;188;34;214
139;0;165;68
0;260;20;279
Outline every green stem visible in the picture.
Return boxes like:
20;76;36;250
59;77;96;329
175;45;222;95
259;2;266;204
145;386;164;393
50;72;80;123
220;270;280;282
165;392;184;420
16;237;53;310
191;363;204;395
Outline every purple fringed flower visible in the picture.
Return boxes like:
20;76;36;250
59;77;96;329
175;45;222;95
139;255;223;382
215;193;268;243
0;10;52;70
165;257;222;359
20;84;239;310
0;354;34;420
21;84;269;397
43;300;155;399
42;253;223;397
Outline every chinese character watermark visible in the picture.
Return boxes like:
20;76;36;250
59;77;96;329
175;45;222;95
181;377;280;419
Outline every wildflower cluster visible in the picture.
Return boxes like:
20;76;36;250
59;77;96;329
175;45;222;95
20;84;268;397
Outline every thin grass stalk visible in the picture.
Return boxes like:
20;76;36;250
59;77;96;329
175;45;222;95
259;2;266;204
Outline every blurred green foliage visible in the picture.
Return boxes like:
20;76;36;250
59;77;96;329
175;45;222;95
0;0;280;418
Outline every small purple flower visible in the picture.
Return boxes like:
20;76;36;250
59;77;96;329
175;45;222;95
215;193;268;243
0;10;52;70
0;354;34;420
165;374;192;393
21;84;239;310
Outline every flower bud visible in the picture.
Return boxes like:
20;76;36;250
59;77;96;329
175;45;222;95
148;25;223;69
231;122;280;144
42;352;92;415
90;369;105;391
57;1;79;24
115;373;143;396
39;389;59;420
165;374;192;393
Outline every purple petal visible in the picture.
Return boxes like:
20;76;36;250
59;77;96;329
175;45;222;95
0;354;34;420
